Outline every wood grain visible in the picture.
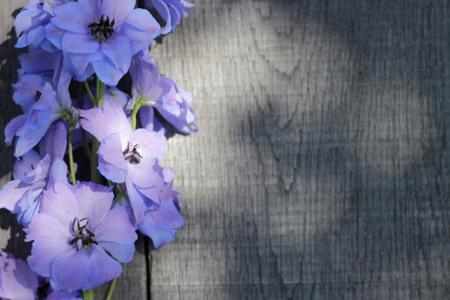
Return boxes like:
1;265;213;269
151;0;450;299
2;0;450;299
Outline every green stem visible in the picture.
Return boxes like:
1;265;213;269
90;139;100;183
105;278;118;300
131;97;145;130
83;290;94;300
68;129;76;185
83;81;96;105
96;78;105;107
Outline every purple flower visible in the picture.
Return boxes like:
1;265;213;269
6;53;72;157
18;47;60;77
12;74;49;113
15;0;70;52
131;51;197;135
26;181;137;292
0;252;38;300
144;0;193;34
80;97;167;223
5;82;62;157
137;165;184;248
46;0;161;86
0;122;68;226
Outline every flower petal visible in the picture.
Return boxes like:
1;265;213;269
101;36;132;74
95;206;137;244
4;115;26;146
80;99;132;144
92;59;124;86
52;2;90;34
40;181;79;226
99;241;135;263
40;121;67;159
122;9;161;54
62;33;99;54
27;238;71;278
74;182;113;230
0;180;28;212
85;246;122;290
101;0;135;26
51;249;90;292
98;133;127;183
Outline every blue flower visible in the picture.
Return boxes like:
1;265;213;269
15;0;70;52
144;0;193;34
6;52;73;157
137;164;184;248
80;96;168;223
46;0;161;86
0;122;68;226
131;51;197;135
26;181;137;292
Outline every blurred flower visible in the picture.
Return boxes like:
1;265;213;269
15;0;70;51
80;97;167;223
5;82;63;157
26;181;137;292
131;51;197;135
137;165;184;248
46;0;161;86
144;0;193;34
0;252;38;300
0;122;68;226
6;53;72;157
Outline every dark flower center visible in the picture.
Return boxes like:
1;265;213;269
88;15;115;43
34;90;42;101
70;217;97;249
123;142;143;164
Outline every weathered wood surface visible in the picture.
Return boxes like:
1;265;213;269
2;0;450;299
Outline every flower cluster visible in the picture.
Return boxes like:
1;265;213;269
1;0;194;298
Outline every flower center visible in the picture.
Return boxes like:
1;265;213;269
88;15;115;43
34;90;42;101
123;142;143;164
70;217;97;249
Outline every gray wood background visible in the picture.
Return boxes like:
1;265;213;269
1;0;450;299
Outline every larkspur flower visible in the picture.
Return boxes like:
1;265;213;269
0;252;38;300
143;0;193;34
80;97;167;223
15;0;71;52
46;0;162;86
0;122;68;226
5;54;72;157
137;165;184;248
26;181;137;292
131;51;197;135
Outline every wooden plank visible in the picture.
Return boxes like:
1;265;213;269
151;0;450;299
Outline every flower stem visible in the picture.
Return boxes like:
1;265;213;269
131;97;145;130
96;78;105;107
83;290;94;300
68;129;76;185
83;81;96;105
90;139;100;183
89;77;105;183
105;278;118;300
